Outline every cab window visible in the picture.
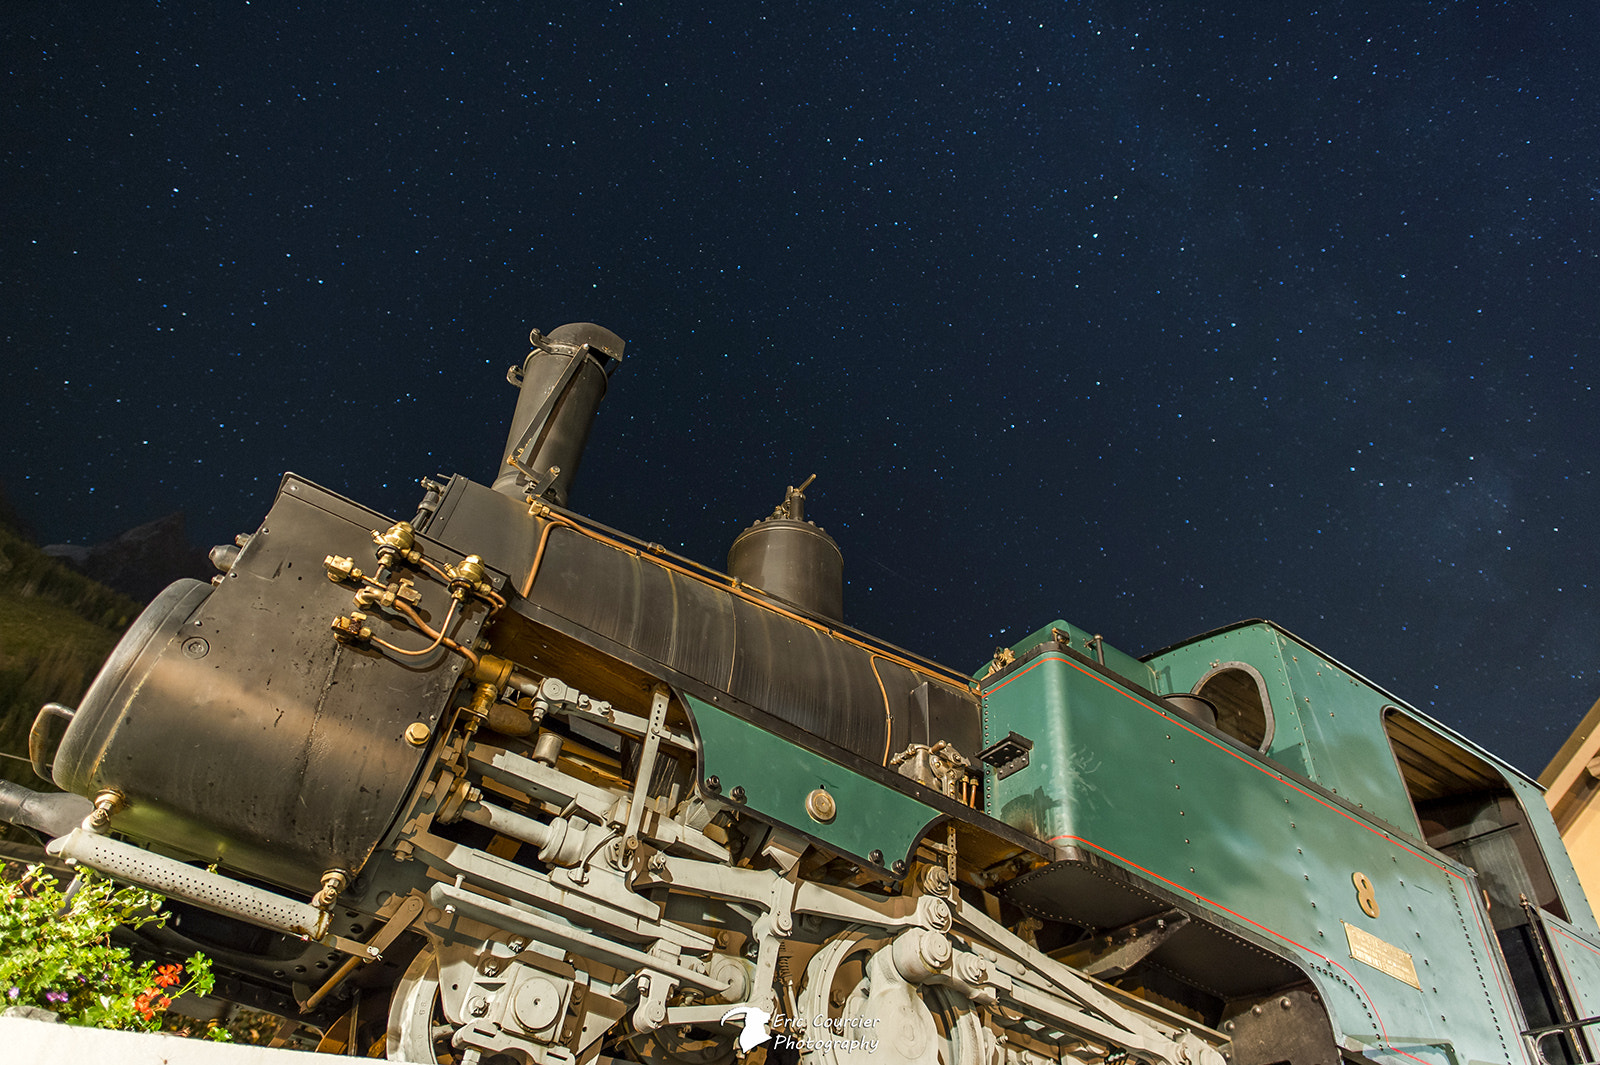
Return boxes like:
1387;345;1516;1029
1193;663;1274;752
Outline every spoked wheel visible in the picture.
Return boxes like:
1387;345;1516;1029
923;986;997;1065
317;994;392;1057
387;946;456;1063
386;945;528;1065
630;1024;739;1065
798;929;992;1065
797;929;887;1058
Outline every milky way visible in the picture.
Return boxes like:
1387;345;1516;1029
5;3;1597;772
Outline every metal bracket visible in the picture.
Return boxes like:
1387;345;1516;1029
978;731;1034;780
507;340;593;490
524;464;562;500
301;893;428;1011
621;687;671;857
632;969;677;1033
1080;910;1191;979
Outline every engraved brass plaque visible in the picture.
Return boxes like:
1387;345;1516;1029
1343;921;1421;989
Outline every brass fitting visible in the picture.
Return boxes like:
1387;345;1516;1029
388;578;423;608
455;554;487;586
466;682;498;719
983;646;1017;678
83;789;125;834
447;554;493;600
805;788;837;824
470;653;515;690
372;521;419;566
353;578;421;611
331;612;373;644
324;555;365;584
312;868;349;911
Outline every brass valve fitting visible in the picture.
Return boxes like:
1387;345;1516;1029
470;653;515;689
331;612;373;644
353;579;422;611
324;555;365;584
447;554;493;600
83;789;126;834
312;868;349;911
467;682;498;719
372;521;420;566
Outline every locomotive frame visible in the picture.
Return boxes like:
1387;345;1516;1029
4;322;1599;1065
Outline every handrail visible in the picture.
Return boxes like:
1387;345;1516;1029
1524;1014;1600;1064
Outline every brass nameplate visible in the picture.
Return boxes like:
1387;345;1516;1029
1343;921;1421;989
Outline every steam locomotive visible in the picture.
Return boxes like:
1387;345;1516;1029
5;322;1599;1065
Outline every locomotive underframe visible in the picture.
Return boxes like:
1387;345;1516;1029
10;318;1596;1065
17;470;1265;1065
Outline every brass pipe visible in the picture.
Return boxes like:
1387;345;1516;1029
301;954;362;1013
393;600;479;670
869;655;894;767
369;598;457;658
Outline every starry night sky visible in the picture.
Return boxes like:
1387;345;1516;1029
5;3;1597;775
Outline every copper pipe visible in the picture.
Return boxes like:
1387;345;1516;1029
370;599;458;658
869;655;894;767
393;600;479;670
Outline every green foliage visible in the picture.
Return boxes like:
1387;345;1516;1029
0;865;223;1036
0;525;139;632
0;524;140;799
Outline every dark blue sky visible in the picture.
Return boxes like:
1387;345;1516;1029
5;3;1597;774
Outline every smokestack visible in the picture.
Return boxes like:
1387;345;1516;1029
492;322;625;506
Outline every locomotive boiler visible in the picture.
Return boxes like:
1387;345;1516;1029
5;322;1600;1065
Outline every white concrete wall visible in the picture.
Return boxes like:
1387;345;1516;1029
0;1015;391;1065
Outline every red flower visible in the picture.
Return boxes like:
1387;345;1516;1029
134;989;173;1020
154;964;182;989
